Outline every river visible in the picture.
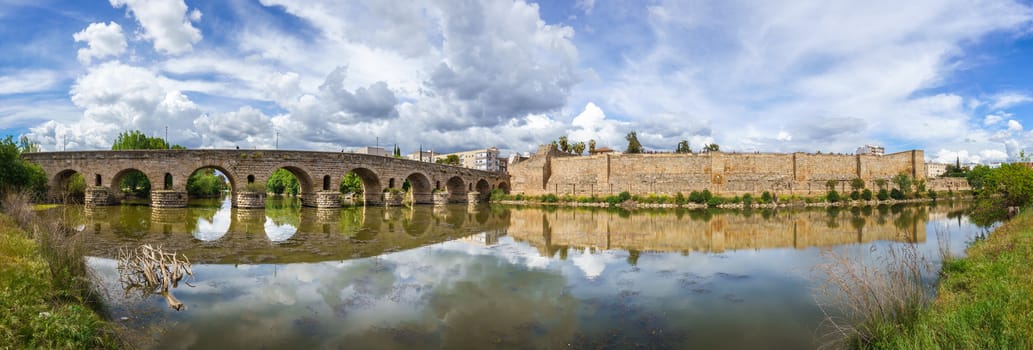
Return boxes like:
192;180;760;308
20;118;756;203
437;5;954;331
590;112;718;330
45;197;988;349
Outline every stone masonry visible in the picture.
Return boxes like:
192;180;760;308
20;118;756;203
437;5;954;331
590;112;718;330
24;150;508;208
509;144;963;197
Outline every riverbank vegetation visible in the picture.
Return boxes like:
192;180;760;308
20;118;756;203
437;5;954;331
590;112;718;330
0;193;118;348
825;162;1033;348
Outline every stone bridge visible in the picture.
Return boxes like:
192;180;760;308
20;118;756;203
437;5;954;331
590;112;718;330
23;150;510;208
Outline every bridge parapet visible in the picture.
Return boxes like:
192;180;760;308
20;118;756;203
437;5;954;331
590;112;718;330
23;150;510;208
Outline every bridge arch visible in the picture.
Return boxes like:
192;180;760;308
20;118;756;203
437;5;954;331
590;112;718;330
475;178;491;195
497;181;510;194
404;172;433;204
267;165;315;196
110;168;152;200
445;176;466;203
50;169;85;202
344;167;383;205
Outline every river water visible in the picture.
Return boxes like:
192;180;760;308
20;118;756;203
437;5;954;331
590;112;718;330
48;197;988;349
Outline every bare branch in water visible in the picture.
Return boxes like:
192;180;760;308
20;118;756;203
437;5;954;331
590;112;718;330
117;244;194;311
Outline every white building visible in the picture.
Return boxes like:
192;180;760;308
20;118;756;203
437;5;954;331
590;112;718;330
926;162;948;178
354;146;388;157
407;150;440;162
855;144;885;156
437;146;504;172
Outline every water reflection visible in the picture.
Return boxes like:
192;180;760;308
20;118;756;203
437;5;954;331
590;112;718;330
54;200;987;348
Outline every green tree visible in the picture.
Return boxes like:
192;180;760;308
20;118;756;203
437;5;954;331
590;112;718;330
0;136;46;195
825;180;839;192
266;169;300;195
436;154;460;166
850;178;866;192
17;135;40;153
571;141;586;156
703;143;720;153
874;178;888;190
966;165;992;191
588;139;596;153
558;136;570;153
982;163;1033;207
340;172;363;194
676;140;692;154
892;173;913;195
186;169;228;197
625;131;643;154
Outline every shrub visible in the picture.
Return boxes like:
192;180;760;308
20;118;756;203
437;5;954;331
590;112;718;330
761;191;773;204
742;193;753;206
890;188;905;200
850;190;860;201
701;189;713;202
861;189;873;201
615;191;629;202
489;188;506;201
688;191;703;204
707;196;725;206
827;190;841;203
674;192;686;205
541;193;559;203
928;190;937;201
877;189;889;201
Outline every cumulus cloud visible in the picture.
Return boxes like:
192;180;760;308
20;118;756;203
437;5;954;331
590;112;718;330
566;102;627;147
984;113;1005;125
72;22;127;64
110;0;202;55
1008;119;1024;132
27;62;201;150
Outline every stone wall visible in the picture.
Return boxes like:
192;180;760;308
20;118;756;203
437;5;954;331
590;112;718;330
510;145;946;196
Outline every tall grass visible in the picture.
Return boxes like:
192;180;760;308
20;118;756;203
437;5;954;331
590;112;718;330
1;191;121;348
814;230;932;349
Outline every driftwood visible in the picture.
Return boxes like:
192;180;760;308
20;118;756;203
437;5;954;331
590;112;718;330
117;244;194;310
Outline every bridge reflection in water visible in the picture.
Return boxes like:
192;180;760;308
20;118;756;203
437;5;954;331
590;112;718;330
57;197;969;265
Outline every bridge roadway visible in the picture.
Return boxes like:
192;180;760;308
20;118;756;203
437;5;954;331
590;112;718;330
22;150;510;208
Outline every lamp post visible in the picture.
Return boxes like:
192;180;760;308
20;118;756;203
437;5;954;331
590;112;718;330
275;132;279;150
165;126;168;149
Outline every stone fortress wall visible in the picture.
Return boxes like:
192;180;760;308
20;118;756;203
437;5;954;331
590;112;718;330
510;145;968;196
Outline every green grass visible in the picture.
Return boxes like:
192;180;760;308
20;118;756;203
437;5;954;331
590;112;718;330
0;212;118;349
862;208;1033;349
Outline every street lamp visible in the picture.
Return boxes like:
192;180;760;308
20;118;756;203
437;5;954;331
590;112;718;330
276;132;279;150
165;126;168;149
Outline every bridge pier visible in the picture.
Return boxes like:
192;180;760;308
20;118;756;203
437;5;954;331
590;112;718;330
412;193;433;205
84;187;115;206
234;191;266;208
383;191;404;206
313;191;341;208
432;192;449;205
467;191;483;204
151;190;188;208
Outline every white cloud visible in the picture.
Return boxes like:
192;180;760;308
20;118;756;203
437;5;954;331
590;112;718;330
989;91;1033;110
72;22;127;64
984;113;1005;125
110;0;202;55
0;70;61;95
566;102;627;147
1008;119;1023;132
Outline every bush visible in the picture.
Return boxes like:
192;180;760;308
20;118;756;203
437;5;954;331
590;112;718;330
618;191;632;203
861;189;873;201
850;190;860;201
707;196;725;206
877;189;889;201
674;192;686;205
742;193;753;206
827;190;841;203
688;191;703;204
489;188;506;201
701;189;713;202
541;193;559;203
928;190;937;201
890;188;905;200
761;191;773;204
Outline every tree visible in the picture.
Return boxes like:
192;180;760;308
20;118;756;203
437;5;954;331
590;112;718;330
849;178;866;192
558;136;570;153
825;180;839;192
702;143;720;153
186;169;228;197
981;163;1033;207
675;140;691;154
967;165;992;191
0;136;46;195
625;131;643;154
436;154;460;166
393;144;402;158
571;141;586;156
340;172;363;194
17;136;40;153
266;169;299;195
588;139;596;153
891;172;913;195
874;179;888;190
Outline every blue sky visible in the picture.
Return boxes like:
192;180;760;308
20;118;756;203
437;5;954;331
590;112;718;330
2;0;1033;164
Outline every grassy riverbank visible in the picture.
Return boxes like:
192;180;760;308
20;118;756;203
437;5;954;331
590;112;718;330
861;208;1033;349
0;202;118;348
